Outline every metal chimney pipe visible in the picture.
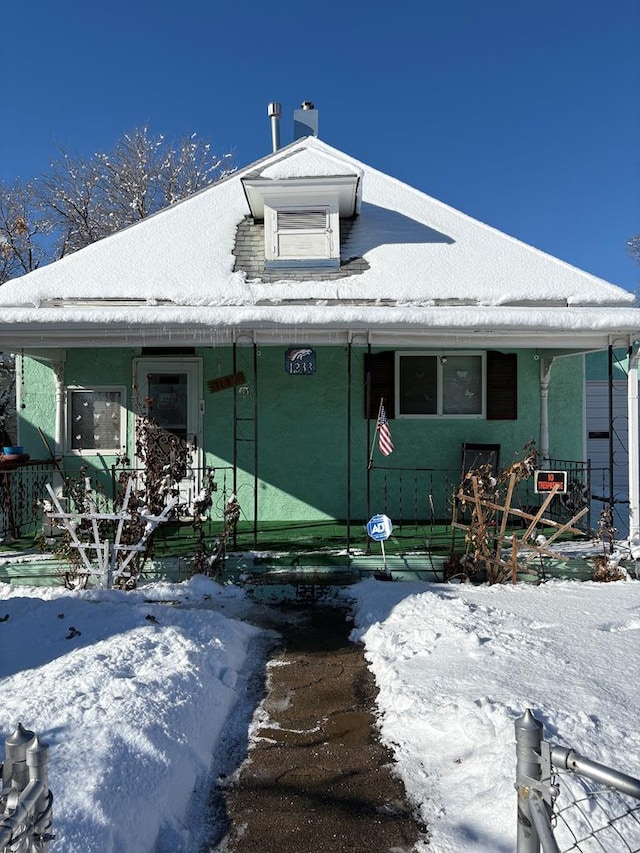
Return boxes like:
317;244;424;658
267;102;282;152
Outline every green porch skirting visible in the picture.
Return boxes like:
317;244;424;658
0;549;630;592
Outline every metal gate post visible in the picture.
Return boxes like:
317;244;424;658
3;722;34;791
515;709;543;853
27;735;53;849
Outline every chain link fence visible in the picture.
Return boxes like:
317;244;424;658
516;709;640;852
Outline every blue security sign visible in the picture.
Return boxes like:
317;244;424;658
367;514;393;541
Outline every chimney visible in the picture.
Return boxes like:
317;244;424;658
293;101;319;140
267;102;282;152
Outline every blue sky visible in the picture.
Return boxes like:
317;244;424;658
2;0;638;292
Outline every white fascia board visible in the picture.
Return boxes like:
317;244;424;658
242;175;360;220
0;322;636;351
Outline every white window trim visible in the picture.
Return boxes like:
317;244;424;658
395;351;486;419
65;385;127;455
264;200;339;268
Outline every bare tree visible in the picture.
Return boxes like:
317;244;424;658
0;126;234;278
0;127;234;446
34;126;235;258
628;234;640;265
0;179;52;283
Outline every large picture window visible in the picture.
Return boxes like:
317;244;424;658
396;352;485;418
66;387;126;454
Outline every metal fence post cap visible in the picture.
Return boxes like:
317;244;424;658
26;735;49;763
515;708;543;735
5;722;35;759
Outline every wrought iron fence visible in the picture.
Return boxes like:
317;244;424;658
0;460;60;542
368;458;595;535
367;464;460;528
543;458;593;534
0;724;53;852
2;455;598;558
516;710;640;852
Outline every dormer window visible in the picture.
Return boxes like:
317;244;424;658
265;203;339;269
242;173;360;273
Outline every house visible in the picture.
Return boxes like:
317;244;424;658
1;103;640;569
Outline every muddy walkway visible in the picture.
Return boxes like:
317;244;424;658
212;604;425;852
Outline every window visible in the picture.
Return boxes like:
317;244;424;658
365;350;517;421
66;387;126;454
265;202;339;268
396;352;485;418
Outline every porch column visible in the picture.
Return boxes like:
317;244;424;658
53;357;66;458
628;346;640;546
539;358;554;467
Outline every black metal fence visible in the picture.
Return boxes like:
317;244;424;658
368;458;595;535
0;460;60;542
544;458;593;534
2;456;597;554
367;464;460;528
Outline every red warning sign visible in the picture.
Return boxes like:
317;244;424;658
533;470;567;495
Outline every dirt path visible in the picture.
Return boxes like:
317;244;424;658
213;604;426;852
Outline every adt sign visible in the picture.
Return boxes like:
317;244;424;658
367;514;393;541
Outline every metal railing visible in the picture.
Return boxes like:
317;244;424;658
367;464;460;528
0;460;60;541
368;458;594;534
516;709;640;852
3;457;598;554
0;724;53;852
538;458;592;534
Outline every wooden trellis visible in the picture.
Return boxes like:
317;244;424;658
452;471;589;583
45;478;177;588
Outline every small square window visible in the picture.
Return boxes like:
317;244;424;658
66;387;127;454
396;353;485;418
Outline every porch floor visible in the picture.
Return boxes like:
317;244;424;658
0;517;608;593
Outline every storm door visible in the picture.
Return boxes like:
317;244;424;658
133;358;203;511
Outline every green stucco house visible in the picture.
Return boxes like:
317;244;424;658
2;108;640;558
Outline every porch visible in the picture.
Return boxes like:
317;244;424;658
0;453;616;593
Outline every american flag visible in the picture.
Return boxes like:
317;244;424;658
378;403;394;456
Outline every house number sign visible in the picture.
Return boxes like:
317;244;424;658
285;348;316;375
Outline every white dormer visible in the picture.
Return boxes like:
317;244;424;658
242;175;360;270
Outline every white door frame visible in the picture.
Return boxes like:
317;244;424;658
132;357;203;509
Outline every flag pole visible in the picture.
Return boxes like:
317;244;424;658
368;397;384;469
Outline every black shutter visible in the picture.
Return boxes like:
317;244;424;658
487;351;517;420
364;350;395;419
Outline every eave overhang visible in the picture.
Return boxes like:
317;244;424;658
0;305;638;351
241;175;361;220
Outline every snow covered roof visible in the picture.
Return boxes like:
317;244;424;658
0;136;638;349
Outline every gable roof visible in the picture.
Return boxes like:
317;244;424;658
0;136;638;349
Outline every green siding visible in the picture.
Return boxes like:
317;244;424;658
17;353;57;459
18;345;586;526
585;348;632;381
548;355;585;461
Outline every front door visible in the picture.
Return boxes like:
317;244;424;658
133;358;203;511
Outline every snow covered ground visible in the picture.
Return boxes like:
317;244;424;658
1;573;639;851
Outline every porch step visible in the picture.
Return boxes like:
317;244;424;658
222;552;447;588
349;554;446;582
